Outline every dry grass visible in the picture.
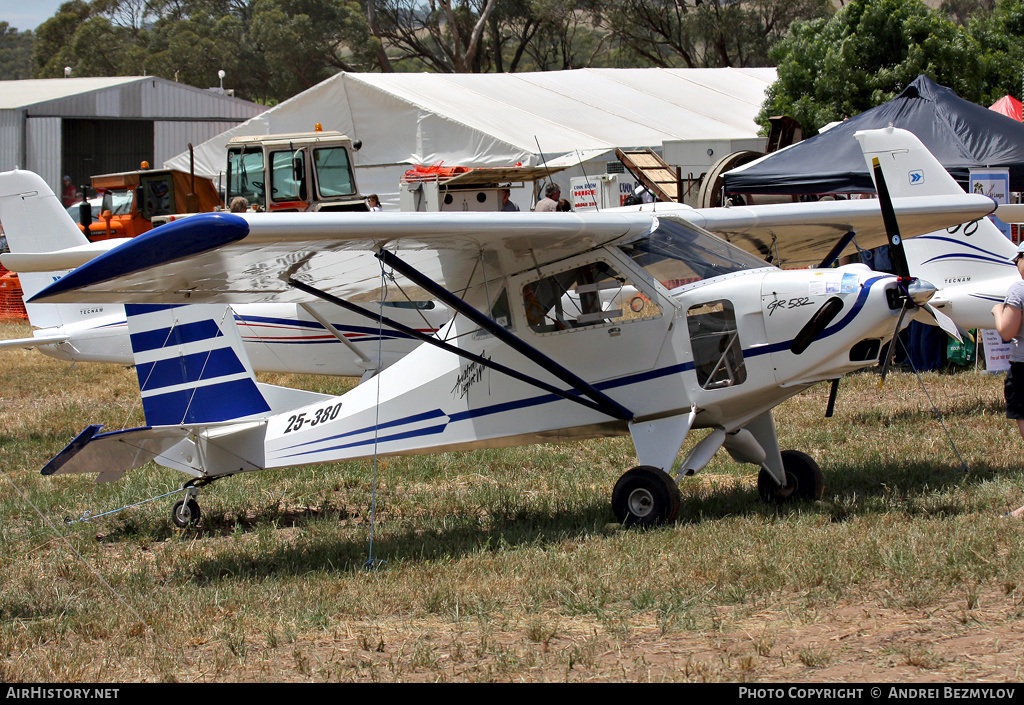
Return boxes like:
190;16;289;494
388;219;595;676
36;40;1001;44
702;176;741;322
2;319;1024;682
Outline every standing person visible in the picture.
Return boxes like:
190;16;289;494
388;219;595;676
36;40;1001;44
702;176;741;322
536;183;560;212
500;188;519;212
367;194;383;211
991;241;1024;517
61;176;77;207
229;196;249;212
556;198;572;212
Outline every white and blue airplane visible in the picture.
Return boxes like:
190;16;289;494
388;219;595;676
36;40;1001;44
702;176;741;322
0;170;451;378
24;128;998;528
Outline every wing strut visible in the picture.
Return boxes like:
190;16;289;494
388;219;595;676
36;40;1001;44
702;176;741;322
817;230;858;269
287;277;632;421
376;249;634;422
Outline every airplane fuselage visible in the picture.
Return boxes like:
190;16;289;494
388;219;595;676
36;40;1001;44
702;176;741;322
249;256;901;476
27;301;446;376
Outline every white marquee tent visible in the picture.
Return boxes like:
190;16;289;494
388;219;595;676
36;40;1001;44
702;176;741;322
165;67;776;210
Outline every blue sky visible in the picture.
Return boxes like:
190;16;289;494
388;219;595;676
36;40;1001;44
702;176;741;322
1;0;63;31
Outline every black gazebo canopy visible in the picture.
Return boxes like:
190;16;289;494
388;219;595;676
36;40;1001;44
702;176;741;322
723;75;1024;195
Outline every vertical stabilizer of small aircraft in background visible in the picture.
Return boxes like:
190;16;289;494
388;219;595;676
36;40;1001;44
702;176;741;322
858;127;1017;332
0;169;128;332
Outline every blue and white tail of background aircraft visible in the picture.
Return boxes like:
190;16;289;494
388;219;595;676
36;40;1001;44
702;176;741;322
856;131;1023;332
0;169;449;378
31;128;1000;528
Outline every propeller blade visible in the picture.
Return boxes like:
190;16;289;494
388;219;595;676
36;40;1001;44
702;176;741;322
996;203;1024;223
921;303;963;344
878;301;910;390
872;156;911;280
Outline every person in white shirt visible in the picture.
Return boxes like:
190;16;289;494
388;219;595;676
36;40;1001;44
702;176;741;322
535;183;560;212
991;241;1024;517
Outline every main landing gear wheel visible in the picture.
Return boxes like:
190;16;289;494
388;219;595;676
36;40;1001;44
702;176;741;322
171;497;201;528
612;465;682;528
757;450;824;504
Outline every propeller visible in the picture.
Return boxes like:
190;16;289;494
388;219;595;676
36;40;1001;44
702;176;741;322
872;157;963;389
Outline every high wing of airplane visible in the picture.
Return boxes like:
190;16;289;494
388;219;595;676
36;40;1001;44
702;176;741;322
0;170;450;377
29;128;997;528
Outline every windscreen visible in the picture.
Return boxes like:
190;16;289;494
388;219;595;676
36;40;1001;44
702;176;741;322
618;216;771;290
227;147;265;205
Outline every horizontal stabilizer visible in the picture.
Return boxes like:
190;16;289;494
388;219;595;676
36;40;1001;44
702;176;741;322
1;238;132;273
42;424;191;483
0;332;71;350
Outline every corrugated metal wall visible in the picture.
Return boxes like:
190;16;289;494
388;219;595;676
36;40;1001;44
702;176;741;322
2;77;266;193
155;121;241;174
0;110;22;171
26;79;264;121
25;117;61;196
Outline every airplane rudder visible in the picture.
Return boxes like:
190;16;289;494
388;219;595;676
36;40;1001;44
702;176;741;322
856;128;963;199
126;303;271;426
0;170;89;254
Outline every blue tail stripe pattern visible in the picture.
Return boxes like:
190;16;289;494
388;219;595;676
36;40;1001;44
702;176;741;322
135;347;247;390
129;319;224;354
125;304;270;426
142;379;272;426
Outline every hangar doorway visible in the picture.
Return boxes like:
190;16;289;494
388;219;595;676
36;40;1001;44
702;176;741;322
62;119;154;190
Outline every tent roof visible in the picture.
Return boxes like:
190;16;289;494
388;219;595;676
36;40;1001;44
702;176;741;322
722;75;1024;195
165;68;776;179
991;95;1023;122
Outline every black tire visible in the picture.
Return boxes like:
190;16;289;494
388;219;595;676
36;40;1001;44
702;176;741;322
611;466;682;527
171;498;201;528
757;450;824;504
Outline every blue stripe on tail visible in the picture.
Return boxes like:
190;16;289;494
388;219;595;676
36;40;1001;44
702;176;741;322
125;303;270;426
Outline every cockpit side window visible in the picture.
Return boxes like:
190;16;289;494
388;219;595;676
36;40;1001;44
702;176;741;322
523;259;660;334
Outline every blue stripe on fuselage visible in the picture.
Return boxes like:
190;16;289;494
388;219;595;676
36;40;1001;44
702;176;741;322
273;276;892;459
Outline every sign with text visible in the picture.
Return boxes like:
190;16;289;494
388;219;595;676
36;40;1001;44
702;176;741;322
981;328;1012;372
970;168;1012;239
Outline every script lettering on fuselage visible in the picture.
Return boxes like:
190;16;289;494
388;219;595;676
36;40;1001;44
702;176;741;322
451;357;490;400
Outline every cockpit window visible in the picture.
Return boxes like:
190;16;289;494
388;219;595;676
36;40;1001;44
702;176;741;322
523;259;660;334
619;216;770;290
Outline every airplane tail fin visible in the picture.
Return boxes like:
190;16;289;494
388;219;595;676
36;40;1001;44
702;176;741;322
856;127;1016;330
128;304;272;426
126;303;331;427
0;169;102;330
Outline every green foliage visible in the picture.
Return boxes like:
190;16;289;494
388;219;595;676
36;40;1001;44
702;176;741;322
760;0;1020;134
0;22;33;80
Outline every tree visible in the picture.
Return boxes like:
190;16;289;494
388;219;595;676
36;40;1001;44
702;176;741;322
966;0;1024;101
370;0;499;72
593;0;832;69
0;23;34;80
758;0;988;133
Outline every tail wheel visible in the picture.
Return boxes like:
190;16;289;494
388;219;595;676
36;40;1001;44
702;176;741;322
171;497;201;528
757;450;824;504
612;465;682;527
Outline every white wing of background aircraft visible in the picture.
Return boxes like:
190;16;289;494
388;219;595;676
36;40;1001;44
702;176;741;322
0;171;449;378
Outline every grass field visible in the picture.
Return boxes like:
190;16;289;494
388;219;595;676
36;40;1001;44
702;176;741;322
2;318;1023;682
